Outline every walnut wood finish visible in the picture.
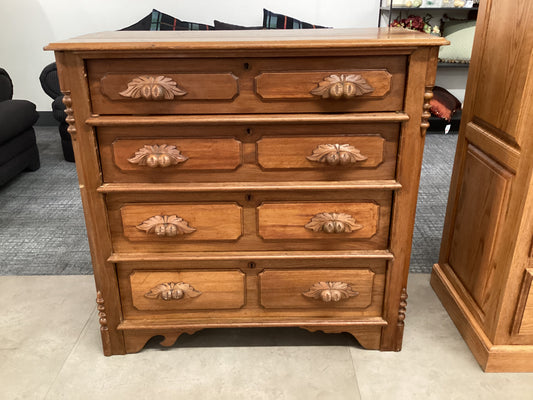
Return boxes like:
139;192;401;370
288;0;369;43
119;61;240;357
431;0;533;372
47;28;445;355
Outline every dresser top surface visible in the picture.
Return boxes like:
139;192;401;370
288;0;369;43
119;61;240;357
45;27;448;51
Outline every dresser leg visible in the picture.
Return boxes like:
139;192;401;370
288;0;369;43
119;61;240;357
301;326;382;350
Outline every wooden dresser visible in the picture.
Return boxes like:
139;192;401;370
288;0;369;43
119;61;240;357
431;0;533;372
46;28;446;355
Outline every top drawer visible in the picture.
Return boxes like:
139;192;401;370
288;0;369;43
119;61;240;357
87;56;406;115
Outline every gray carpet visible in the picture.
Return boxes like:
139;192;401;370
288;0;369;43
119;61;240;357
0;127;457;275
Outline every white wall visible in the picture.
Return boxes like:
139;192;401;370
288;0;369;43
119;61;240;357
1;0;380;111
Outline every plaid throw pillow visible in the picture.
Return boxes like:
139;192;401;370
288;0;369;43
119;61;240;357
214;20;263;30
122;9;213;31
262;9;326;29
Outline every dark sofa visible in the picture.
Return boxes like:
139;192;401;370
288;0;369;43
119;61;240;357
39;63;74;162
0;68;40;185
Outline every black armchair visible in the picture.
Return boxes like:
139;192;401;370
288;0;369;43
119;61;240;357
39;63;74;162
0;68;40;185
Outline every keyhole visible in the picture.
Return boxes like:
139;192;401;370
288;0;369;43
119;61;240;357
244;62;250;70
246;128;252;135
246;193;253;201
248;262;256;269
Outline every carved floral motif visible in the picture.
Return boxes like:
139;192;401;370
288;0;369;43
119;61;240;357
127;144;188;168
306;143;368;166
302;281;359;302
119;75;187;100
305;212;363;234
136;215;196;237
310;74;374;99
144;282;202;301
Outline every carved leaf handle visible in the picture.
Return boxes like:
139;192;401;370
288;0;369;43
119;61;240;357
306;144;368;166
127;144;188;168
302;281;359;302
310;74;373;100
144;282;202;301
304;212;363;234
136;215;196;237
119;75;187;100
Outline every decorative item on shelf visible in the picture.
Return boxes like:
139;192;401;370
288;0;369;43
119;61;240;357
422;0;443;7
390;14;441;35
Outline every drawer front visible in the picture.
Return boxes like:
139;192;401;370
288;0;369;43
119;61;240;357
258;202;380;240
87;56;406;114
117;258;386;321
120;203;243;242
98;123;399;183
108;191;391;252
128;270;245;311
259;268;376;309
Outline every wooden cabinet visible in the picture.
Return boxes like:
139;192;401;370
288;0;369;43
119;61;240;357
46;28;445;355
431;0;533;372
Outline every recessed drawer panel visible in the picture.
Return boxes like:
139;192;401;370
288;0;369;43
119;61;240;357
120;203;243;242
255;70;391;100
258;202;380;240
129;270;245;311
257;135;385;170
87;56;406;114
259;268;376;309
109;137;242;173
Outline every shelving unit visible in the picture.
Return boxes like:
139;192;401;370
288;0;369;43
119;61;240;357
378;3;478;27
379;1;478;133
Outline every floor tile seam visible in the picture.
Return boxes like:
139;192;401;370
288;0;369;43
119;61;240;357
42;305;97;400
346;345;362;399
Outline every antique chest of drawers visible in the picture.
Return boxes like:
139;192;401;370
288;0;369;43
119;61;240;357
46;29;446;355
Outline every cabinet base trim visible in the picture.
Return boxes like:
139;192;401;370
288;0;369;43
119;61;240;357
431;263;533;372
120;323;385;354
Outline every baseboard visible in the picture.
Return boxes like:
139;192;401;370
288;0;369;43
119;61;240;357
36;111;58;126
431;263;533;372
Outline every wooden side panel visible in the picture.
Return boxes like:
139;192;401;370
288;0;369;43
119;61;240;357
257;135;385;169
120;203;243;242
470;1;533;143
257;202;381;240
448;145;512;314
259;268;375;309
129;270;245;311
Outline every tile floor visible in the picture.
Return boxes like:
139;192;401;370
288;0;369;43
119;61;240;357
1;274;532;400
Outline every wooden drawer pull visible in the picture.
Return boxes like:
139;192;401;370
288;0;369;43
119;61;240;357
119;75;187;100
144;282;202;301
310;74;373;99
306;143;368;166
302;281;359;302
136;215;196;237
305;212;363;233
127;144;188;168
